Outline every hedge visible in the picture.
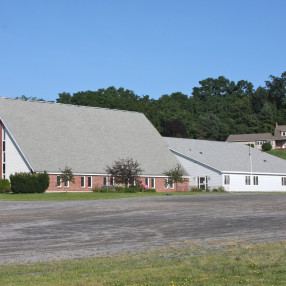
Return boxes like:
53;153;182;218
10;172;50;193
0;179;11;193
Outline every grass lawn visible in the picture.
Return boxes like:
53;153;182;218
0;191;208;201
267;149;286;160
1;240;286;285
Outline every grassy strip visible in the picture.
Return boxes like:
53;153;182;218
1;240;286;285
0;191;207;201
267;149;286;160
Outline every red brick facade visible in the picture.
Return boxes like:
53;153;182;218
47;174;190;192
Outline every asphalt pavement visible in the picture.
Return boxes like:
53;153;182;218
1;193;286;264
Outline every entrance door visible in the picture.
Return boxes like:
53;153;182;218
198;176;208;190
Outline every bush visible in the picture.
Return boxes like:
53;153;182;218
10;172;50;194
0;179;11;193
212;186;226;192
262;142;272;151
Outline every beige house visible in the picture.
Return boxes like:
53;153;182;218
226;123;286;150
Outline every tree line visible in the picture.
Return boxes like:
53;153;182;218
21;71;286;141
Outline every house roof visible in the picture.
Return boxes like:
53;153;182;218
274;125;286;138
164;137;286;174
226;133;274;142
0;97;180;175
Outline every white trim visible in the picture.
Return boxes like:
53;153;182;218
56;175;62;187
0;117;34;173
81;176;85;188
151;177;155;189
87;176;92;188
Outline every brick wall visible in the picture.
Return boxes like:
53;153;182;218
47;174;190;192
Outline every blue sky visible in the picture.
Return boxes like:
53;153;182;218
1;0;285;101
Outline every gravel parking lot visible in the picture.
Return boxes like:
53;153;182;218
1;193;286;264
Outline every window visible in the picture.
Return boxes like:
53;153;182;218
110;177;114;186
56;176;61;187
2;129;6;179
103;176;108;185
64;180;69;187
145;177;149;187
165;177;174;189
245;176;251;185
88;176;92;188
224;175;230;185
81;176;85;188
282;177;286;186
151;178;155;188
253;176;259;185
281;131;286;136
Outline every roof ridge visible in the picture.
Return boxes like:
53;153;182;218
0;96;142;115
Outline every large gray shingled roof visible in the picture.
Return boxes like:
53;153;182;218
0;97;180;175
164;137;286;174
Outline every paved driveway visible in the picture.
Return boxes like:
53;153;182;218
1;193;286;264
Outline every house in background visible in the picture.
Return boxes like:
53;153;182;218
274;124;286;149
164;137;286;192
0;97;189;192
226;133;275;150
226;123;286;150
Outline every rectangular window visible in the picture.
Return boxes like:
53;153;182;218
245;176;251;185
253;176;259;185
57;176;61;187
151;178;155;188
110;177;114;186
81;176;85;188
2;141;5;151
103;176;108;185
88;176;92;188
64;180;69;187
164;178;168;188
224;175;230;185
165;178;174;189
145;177;149;187
282;177;286;186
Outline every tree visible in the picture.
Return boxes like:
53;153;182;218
163;118;187;138
59;166;75;191
163;164;186;191
262;142;272;151
105;158;143;187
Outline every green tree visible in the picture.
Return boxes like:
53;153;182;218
163;164;186;192
59;166;75;191
105;158;143;187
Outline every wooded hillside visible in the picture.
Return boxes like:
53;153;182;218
54;71;285;140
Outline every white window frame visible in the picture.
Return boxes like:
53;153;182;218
151;178;155;189
245;176;251;185
64;180;69;187
103;176;108;186
224;175;230;185
81;176;85;188
56;175;62;187
282;177;286;186
145;177;149;187
88;176;92;188
110;177;114;186
253;176;259;185
165;177;174;189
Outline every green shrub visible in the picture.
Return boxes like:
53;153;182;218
190;187;203;192
262;142;272;151
212;186;226;192
144;188;156;192
10;172;50;194
0;179;11;193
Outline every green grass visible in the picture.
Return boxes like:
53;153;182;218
0;191;207;201
267;149;286;160
1;240;286;285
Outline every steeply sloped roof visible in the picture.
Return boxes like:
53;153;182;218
274;125;286;138
0;97;180;175
226;133;274;142
164;137;286;174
